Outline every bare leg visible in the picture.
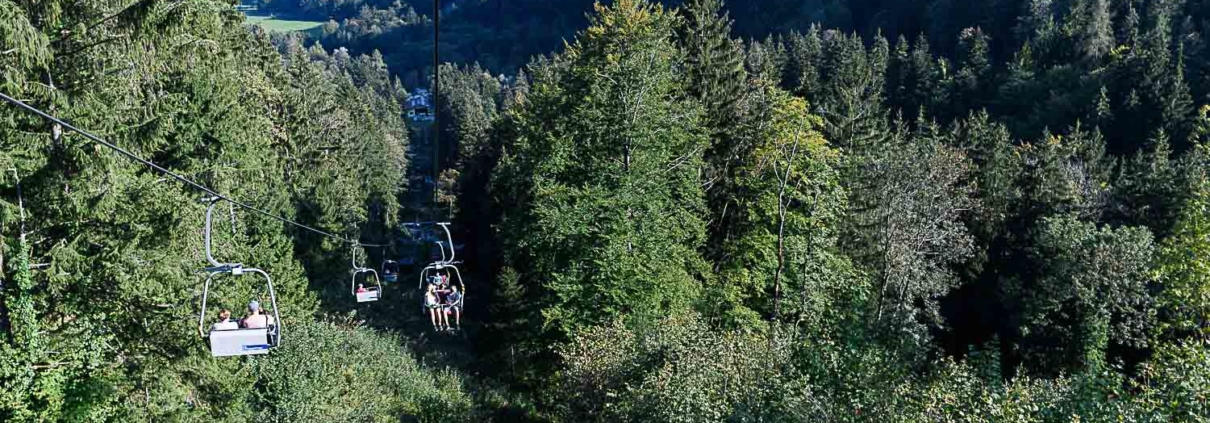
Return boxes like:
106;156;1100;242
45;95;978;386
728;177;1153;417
454;308;461;327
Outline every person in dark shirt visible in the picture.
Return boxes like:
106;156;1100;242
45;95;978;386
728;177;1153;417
443;285;463;330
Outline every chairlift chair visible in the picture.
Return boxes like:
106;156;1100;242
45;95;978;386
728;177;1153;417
382;260;400;283
416;222;466;309
350;247;383;303
197;199;282;358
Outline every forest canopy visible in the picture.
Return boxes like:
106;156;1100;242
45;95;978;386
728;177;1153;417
3;0;1210;421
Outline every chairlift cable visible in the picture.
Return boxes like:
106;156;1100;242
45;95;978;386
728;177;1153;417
0;92;389;248
432;0;441;222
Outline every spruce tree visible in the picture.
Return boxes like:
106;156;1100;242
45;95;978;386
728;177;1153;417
1110;130;1184;237
949;27;992;120
783;26;824;98
676;0;748;269
496;0;711;340
677;0;745;130
1082;0;1113;61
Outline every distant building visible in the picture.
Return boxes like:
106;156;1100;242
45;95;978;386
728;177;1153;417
406;88;433;121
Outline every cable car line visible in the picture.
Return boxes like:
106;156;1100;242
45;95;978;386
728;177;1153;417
0;92;389;248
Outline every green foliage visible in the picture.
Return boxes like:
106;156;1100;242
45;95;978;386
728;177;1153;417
951;111;1023;246
436;62;501;169
1130;339;1210;420
1110;131;1184;236
947;27;992;120
494;0;710;340
1154;143;1210;341
1018;215;1155;374
435;62;502;223
677;0;750;268
0;2;50;92
551;313;812;422
7;0;1210;420
845;118;977;351
1;235;113;422
677;0;745;130
1;0;411;420
708;85;860;331
1016;125;1114;222
813;30;892;154
250;320;474;422
551;311;1210;422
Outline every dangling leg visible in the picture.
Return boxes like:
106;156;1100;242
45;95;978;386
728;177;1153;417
454;307;461;329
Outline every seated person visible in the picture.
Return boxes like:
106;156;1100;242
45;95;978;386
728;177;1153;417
241;300;274;329
443;286;463;329
356;283;368;293
211;309;238;331
434;279;451;301
425;285;446;330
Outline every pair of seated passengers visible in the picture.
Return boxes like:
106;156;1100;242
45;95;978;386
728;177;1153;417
425;282;462;331
211;300;274;331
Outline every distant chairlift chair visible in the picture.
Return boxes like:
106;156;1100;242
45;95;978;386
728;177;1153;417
351;247;383;302
382;260;399;284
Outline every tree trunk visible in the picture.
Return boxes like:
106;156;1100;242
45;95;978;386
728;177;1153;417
772;129;802;320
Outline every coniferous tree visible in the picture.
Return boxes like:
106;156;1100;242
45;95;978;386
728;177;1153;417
676;0;749;269
817;31;892;154
495;0;711;340
907;35;946;119
939;112;1023;360
952;111;1023;247
1110;130;1185;237
886;35;914;114
744;35;786;87
949;27;993;120
996;124;1116;375
1078;0;1114;61
677;0;745;130
783;26;824;99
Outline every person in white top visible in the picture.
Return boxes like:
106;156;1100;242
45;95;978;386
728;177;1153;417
211;309;238;331
424;285;445;330
241;300;274;329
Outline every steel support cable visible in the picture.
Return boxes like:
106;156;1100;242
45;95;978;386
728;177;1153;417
0;92;390;248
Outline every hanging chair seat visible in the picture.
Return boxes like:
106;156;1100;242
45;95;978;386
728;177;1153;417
356;288;381;302
208;326;277;357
